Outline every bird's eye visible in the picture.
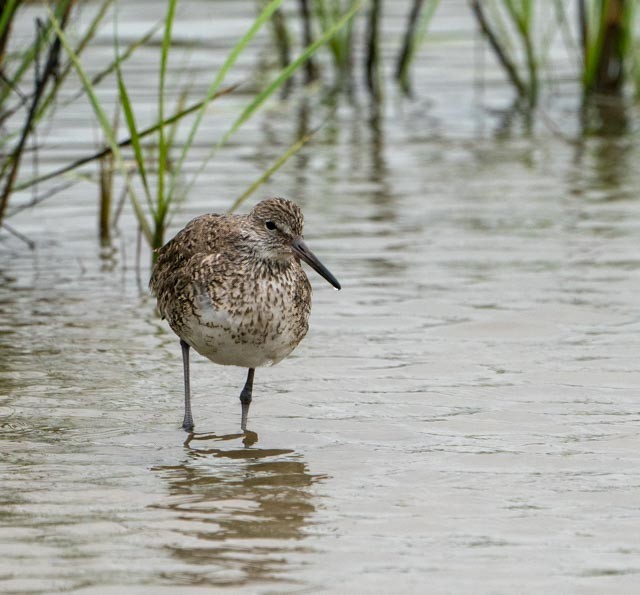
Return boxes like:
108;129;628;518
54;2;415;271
265;221;277;231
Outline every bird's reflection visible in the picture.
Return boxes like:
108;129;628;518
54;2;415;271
152;431;323;586
184;429;260;449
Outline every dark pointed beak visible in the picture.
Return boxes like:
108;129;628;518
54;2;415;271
292;236;341;290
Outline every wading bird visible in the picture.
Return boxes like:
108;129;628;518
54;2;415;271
150;198;341;432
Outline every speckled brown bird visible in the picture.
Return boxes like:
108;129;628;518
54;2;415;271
150;197;341;432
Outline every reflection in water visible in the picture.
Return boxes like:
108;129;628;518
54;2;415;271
367;107;391;211
152;432;323;586
568;95;632;202
586;97;630;192
581;94;629;139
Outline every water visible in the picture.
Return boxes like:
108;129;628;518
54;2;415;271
2;1;640;593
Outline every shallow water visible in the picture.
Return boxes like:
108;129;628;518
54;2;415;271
2;1;640;593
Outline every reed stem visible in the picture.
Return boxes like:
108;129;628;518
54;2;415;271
365;0;383;100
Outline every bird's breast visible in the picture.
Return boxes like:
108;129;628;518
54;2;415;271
179;266;311;369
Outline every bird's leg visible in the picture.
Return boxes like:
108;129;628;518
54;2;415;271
180;339;194;432
240;368;255;431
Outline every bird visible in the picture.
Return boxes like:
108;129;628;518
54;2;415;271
150;197;341;432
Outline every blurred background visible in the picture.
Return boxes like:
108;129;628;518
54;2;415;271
1;1;640;593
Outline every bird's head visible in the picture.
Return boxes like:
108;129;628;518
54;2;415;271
248;198;341;290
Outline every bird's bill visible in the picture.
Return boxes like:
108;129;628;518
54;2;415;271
292;237;341;290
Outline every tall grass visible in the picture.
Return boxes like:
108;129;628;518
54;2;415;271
0;0;162;231
469;0;540;106
470;0;639;105
298;0;319;84
4;0;639;249
48;0;361;255
581;0;635;94
365;0;382;100
48;5;153;243
395;0;440;95
0;0;76;226
180;0;363;210
276;0;640;105
98;142;115;247
316;0;359;87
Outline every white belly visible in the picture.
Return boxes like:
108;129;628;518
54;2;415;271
180;290;307;369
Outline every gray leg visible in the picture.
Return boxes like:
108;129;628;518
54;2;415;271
240;368;255;431
180;340;194;432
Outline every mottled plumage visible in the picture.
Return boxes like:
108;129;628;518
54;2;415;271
150;197;340;432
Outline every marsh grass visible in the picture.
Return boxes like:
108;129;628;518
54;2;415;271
470;0;639;105
229;121;320;213
265;0;442;98
49;0;361;255
395;0;440;95
0;0;76;226
316;0;359;87
580;0;635;94
282;0;640;105
98;111;118;246
0;0;163;232
3;0;639;250
469;0;544;106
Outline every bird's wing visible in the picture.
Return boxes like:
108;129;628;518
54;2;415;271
154;247;243;324
149;214;230;296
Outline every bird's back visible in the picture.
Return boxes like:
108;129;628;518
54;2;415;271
150;214;236;292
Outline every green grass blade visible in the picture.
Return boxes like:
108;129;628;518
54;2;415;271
61;19;164;109
486;1;515;55
316;0;341;62
47;12;116;160
220;0;362;148
583;2;606;88
37;0;114;120
502;0;523;33
167;88;190;156
415;0;440;48
0;22;44;105
157;0;178;221
167;0;284;202
0;0;73;105
396;0;440;93
180;0;361;203
0;0;19;37
48;8;153;244
12;85;239;193
115;33;153;213
229;127;316;213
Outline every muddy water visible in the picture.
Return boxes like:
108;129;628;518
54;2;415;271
2;1;640;593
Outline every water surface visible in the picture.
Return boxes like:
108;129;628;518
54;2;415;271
2;1;640;593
